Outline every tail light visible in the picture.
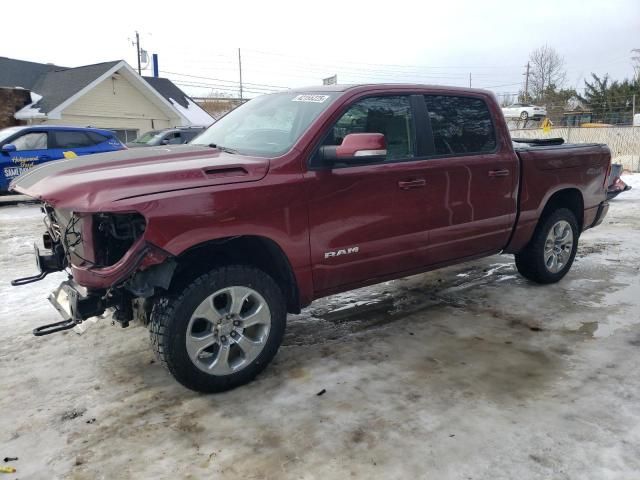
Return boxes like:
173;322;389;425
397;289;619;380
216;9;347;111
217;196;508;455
604;160;612;188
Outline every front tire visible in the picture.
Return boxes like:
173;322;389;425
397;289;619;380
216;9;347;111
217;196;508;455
149;265;286;393
520;111;529;120
515;208;579;284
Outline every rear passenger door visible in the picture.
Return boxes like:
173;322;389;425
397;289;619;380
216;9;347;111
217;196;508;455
51;130;102;157
420;94;517;265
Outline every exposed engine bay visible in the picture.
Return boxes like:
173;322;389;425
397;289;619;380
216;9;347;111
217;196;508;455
93;212;146;267
42;205;146;268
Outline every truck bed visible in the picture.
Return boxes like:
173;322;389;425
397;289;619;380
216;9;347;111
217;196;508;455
505;142;610;253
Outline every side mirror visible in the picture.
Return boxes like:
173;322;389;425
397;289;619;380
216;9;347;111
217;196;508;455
320;133;387;164
1;144;17;155
160;138;171;145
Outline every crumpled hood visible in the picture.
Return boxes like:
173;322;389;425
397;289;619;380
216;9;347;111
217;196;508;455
10;145;269;211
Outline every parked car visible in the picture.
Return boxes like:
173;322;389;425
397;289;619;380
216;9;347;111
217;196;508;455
0;126;124;192
11;85;611;393
607;163;632;200
502;103;547;121
126;127;206;148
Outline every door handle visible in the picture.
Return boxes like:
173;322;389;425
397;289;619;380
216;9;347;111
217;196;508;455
39;155;52;161
488;169;510;177
398;179;426;190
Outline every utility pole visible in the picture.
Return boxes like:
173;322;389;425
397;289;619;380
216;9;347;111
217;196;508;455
633;94;636;121
523;62;530;102
135;31;142;75
238;48;243;101
469;72;472;88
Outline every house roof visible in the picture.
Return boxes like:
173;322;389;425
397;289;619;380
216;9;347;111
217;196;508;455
143;76;190;108
30;61;121;113
2;57;212;125
142;76;214;126
0;57;63;90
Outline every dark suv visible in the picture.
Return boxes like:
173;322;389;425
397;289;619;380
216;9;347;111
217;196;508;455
127;127;206;148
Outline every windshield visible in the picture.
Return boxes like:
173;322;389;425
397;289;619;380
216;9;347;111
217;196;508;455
191;92;338;157
0;126;26;144
131;130;162;144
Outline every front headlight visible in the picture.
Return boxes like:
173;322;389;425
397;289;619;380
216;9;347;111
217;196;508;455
92;213;146;267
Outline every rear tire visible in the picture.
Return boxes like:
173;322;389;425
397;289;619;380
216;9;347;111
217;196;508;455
149;265;286;393
515;208;579;284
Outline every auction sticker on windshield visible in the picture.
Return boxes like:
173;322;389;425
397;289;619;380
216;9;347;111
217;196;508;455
292;94;330;103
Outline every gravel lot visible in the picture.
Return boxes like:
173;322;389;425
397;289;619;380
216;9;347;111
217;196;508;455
1;175;639;479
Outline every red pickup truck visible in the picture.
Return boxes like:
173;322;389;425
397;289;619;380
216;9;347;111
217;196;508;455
11;84;611;392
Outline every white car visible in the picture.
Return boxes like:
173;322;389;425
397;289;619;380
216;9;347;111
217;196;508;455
502;103;547;121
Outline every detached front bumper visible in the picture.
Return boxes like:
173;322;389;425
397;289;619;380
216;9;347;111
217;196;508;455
12;231;173;335
36;280;106;336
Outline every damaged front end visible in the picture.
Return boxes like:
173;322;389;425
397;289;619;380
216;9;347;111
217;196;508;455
13;205;176;336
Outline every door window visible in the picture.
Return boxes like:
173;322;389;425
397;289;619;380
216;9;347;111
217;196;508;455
166;132;183;144
424;95;496;155
52;131;94;148
320;96;415;163
12;132;47;151
182;131;201;142
86;132;109;145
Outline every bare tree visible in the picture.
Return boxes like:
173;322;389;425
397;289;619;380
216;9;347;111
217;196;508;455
498;92;517;107
528;45;566;101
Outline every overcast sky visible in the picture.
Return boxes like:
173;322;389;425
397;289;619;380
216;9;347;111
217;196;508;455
4;0;639;99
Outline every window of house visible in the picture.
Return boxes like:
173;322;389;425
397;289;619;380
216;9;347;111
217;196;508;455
12;132;47;151
321;96;415;162
424;95;496;155
110;129;139;143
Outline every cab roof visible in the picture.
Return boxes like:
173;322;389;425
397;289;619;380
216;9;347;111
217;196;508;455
286;83;494;96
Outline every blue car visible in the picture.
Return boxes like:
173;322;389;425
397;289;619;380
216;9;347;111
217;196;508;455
0;125;125;192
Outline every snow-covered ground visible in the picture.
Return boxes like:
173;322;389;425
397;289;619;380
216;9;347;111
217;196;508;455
1;176;639;479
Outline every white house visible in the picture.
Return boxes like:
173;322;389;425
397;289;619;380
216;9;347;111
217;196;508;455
0;57;213;142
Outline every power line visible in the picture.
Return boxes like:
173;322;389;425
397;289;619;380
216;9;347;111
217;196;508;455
477;82;523;89
160;70;290;89
243;57;492;80
172;80;279;96
244;48;523;70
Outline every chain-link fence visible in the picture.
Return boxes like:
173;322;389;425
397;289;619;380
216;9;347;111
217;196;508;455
510;126;640;172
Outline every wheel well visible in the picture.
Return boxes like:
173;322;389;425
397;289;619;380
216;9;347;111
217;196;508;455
541;189;584;230
170;236;301;314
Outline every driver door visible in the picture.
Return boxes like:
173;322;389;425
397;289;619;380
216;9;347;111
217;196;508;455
3;131;53;183
306;95;428;294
